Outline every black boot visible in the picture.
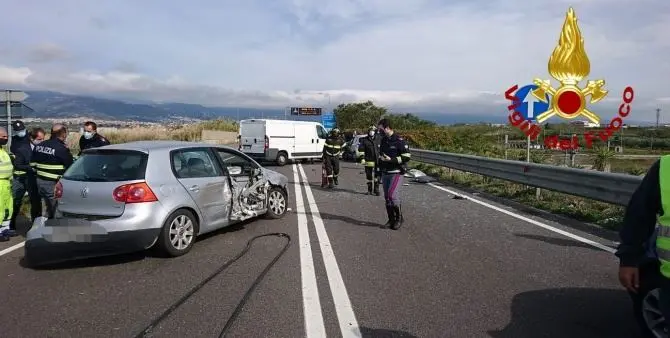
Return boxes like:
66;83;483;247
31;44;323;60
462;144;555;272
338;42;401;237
328;177;334;189
373;183;380;196
391;205;404;230
333;176;339;186
366;182;373;195
380;205;395;229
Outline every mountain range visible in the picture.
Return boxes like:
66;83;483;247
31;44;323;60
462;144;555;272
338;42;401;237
5;90;655;126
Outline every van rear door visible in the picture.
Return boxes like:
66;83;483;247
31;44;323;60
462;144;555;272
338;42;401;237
240;120;266;155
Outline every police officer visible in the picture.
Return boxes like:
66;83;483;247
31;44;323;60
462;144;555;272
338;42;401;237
357;126;381;195
377;118;411;230
78;121;110;155
31;124;74;218
9;121;42;235
0;127;13;241
323;128;345;189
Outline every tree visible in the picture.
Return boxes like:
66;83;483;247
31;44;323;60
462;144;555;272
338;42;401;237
385;113;436;130
333;101;387;130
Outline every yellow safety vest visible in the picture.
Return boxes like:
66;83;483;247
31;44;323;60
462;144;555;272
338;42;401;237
0;148;13;180
656;155;670;278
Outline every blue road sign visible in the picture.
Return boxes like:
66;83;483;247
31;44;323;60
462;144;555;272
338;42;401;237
322;113;336;130
514;84;551;122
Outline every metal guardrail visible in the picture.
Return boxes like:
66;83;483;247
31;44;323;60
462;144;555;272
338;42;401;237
413;149;644;206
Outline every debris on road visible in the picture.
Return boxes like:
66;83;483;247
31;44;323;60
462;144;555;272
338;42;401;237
404;169;437;183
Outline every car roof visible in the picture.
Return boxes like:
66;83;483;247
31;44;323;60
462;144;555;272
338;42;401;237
83;140;235;153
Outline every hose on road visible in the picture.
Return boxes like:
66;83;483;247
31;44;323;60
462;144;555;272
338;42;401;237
133;232;292;338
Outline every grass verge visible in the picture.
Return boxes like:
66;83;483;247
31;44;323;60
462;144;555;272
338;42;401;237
409;162;625;231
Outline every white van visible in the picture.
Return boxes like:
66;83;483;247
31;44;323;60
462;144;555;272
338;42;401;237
238;119;329;166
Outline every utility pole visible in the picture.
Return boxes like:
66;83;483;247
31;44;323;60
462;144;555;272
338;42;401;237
657;108;661;128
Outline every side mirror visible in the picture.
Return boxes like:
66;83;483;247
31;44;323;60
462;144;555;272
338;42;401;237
228;166;242;175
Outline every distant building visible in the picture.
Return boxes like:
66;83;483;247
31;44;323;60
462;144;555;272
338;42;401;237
569;120;600;128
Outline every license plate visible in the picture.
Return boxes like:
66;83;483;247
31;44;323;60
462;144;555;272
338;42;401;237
243;145;251;149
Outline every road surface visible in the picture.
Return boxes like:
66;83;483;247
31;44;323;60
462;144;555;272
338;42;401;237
0;162;640;338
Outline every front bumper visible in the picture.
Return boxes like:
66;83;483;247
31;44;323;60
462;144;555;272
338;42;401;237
24;217;161;266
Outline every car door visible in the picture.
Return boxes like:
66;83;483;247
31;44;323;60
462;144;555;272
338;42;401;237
213;147;268;221
171;148;231;232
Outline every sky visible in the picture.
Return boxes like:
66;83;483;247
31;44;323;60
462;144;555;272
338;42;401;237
0;0;668;120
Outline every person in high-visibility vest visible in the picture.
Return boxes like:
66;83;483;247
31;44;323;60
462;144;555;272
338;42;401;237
30;124;74;219
617;155;670;331
357;126;381;195
9;121;42;234
322;128;344;189
0;127;14;242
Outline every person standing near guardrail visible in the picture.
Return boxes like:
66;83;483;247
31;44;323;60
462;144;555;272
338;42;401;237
616;157;670;333
31;124;74;219
0;127;14;242
377;118;411;230
357;126;381;195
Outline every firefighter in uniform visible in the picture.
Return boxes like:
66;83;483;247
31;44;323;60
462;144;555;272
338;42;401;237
377;119;411;230
0;127;13;241
617;155;670;333
357;126;381;195
78;121;110;155
323;128;344;189
31;124;74;219
9;121;42;234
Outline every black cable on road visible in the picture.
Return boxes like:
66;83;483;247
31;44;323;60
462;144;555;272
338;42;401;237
133;232;292;338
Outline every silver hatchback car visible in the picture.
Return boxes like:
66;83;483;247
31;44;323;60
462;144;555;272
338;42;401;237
24;141;289;265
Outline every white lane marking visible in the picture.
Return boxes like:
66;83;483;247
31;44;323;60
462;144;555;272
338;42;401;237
427;183;617;254
292;164;327;337
298;163;362;338
0;241;25;257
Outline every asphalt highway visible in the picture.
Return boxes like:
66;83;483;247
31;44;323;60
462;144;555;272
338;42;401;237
0;161;641;338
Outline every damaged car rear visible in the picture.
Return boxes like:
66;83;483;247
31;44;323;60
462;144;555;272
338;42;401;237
24;141;289;266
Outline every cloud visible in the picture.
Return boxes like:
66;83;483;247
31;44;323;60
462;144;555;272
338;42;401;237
25;43;69;63
0;0;667;120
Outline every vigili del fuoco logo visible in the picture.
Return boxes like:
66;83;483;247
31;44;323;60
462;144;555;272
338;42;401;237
504;7;634;150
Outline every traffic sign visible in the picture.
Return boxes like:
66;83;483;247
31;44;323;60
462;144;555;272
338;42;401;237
291;107;322;116
514;84;550;122
321;113;336;130
1;90;28;102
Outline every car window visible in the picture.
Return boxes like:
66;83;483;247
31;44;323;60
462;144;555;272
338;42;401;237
63;150;148;182
172;149;222;178
316;125;328;139
215;149;258;176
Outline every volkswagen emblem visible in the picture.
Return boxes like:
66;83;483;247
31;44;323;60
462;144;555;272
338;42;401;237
81;187;89;198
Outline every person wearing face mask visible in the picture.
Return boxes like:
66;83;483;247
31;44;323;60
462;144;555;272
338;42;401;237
377;118;411;230
357;126;382;195
30;127;46;148
7;121;42;235
78;121;110;155
0;127;14;242
31;124;74;218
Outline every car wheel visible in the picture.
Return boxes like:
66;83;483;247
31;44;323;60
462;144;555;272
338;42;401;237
276;152;288;166
265;186;287;219
640;288;667;338
156;209;198;257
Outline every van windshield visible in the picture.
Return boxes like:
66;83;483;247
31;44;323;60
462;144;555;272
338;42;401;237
63;150;149;182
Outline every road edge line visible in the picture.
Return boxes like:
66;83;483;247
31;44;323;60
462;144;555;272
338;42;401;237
0;241;25;257
427;183;617;254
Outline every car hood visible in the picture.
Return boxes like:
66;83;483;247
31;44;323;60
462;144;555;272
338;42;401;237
262;167;289;187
